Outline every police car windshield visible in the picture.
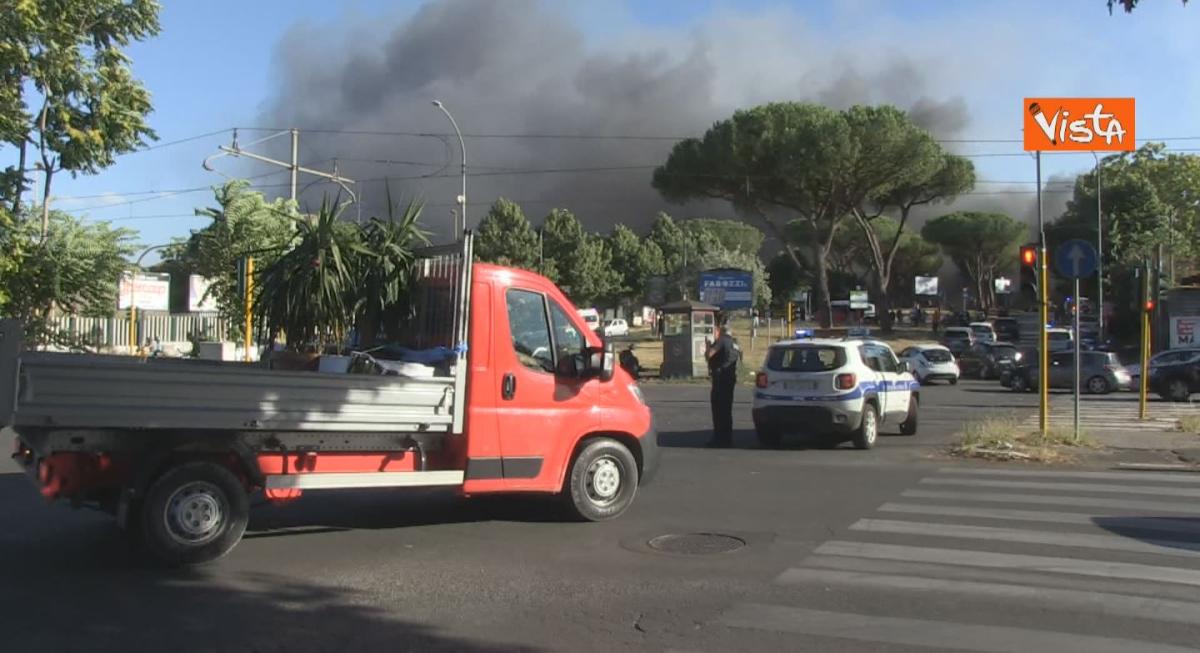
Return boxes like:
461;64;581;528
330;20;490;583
767;346;846;372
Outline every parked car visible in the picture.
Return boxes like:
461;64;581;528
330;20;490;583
577;308;601;332
753;338;918;449
1047;327;1074;352
999;346;1038;388
958;342;1022;380
1128;347;1200;385
940;327;975;356
969;322;997;344
1009;351;1132;394
898;344;960;385
993;317;1020;343
1150;358;1200;403
602;318;629;337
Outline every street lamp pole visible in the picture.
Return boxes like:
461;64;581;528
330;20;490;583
432;100;467;236
1092;151;1104;342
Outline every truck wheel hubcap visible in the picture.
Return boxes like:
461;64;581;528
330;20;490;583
864;411;876;444
587;456;621;503
165;482;226;545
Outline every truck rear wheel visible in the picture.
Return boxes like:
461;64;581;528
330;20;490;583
140;461;249;566
563;438;638;522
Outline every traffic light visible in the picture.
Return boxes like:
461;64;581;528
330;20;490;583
1145;298;1155;312
1019;244;1039;302
1020;245;1037;268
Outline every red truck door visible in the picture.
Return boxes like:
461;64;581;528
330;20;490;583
490;286;599;490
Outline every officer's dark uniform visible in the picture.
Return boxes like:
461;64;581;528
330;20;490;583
706;328;739;448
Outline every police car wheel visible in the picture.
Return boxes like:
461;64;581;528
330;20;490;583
852;403;878;450
755;426;782;449
900;397;918;436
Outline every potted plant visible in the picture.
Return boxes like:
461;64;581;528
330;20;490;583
255;198;364;371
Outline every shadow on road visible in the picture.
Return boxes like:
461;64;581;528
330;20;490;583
1092;516;1200;554
657;428;906;451
0;475;550;651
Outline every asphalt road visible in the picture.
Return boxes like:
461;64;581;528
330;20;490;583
3;380;1199;652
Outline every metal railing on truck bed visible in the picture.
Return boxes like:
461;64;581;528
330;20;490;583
0;236;474;438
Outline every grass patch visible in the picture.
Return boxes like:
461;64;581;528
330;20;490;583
952;414;1098;463
1178;415;1200;435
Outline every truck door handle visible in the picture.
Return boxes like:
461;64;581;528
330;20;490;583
502;373;517;400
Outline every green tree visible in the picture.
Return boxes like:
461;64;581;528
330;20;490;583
606;224;665;306
654;103;864;327
1;208;136;344
539;208;619;306
1109;0;1187;13
1058;144;1199;280
254;199;365;351
0;0;161;235
165;180;298;341
648;212;688;274
922;212;1026;311
854;143;974;331
681;218;764;255
353;197;429;347
474;198;539;270
0;206;23;311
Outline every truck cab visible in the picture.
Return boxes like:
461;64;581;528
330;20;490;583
3;237;657;565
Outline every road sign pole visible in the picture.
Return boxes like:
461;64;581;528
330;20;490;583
1073;277;1081;442
1038;254;1050;435
1139;263;1150;420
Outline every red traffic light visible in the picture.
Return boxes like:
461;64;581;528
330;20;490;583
1145;299;1155;311
1020;245;1037;266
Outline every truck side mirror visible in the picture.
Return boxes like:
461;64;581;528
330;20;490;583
556;352;584;378
583;343;616;382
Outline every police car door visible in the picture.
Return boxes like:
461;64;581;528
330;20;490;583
867;343;910;422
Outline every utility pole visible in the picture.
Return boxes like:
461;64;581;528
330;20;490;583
1036;151;1049;435
1092;152;1104;342
204;129;356;208
290;128;299;203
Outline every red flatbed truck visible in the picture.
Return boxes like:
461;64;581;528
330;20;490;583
1;236;657;565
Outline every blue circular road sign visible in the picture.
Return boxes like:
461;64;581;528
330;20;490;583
1054;239;1098;279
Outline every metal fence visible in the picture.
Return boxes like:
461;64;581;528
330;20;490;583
46;312;229;350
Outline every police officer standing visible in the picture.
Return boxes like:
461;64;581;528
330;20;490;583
705;323;740;448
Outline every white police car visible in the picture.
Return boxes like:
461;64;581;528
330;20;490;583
752;337;919;449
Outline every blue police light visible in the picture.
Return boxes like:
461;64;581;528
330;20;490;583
793;328;814;339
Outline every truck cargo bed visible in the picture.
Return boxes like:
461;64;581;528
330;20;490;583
11;352;456;433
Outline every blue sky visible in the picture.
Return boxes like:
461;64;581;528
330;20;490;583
24;0;1200;252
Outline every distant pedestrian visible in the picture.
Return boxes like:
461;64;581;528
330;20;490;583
705;324;740;448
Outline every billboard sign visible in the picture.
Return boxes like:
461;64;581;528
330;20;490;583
849;290;869;310
698;269;753;309
188;275;219;312
994;277;1013;294
1023;98;1135;152
1170;316;1198;348
118;272;171;311
915;276;938;296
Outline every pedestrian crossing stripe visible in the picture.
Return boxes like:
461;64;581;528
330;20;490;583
716;465;1200;651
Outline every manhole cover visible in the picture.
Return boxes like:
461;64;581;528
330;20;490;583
647;532;746;555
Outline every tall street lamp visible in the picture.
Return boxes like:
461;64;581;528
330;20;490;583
1091;151;1104;341
432;100;467;236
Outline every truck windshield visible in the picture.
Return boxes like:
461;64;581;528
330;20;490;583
768;346;845;372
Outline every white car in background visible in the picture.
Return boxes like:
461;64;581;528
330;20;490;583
969;322;997;344
898;344;961;386
602;318;629;337
1047;327;1074;352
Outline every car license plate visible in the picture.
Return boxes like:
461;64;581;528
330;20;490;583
785;381;816;391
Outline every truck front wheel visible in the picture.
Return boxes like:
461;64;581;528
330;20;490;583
563;438;639;522
140;461;249;566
